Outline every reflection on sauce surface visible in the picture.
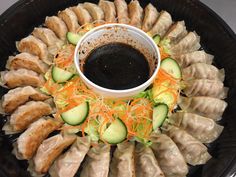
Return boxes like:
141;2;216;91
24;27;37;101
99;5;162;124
83;42;150;90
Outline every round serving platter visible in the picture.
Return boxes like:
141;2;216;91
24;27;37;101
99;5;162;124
0;0;236;177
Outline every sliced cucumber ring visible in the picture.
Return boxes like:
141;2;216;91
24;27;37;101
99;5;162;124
67;32;83;45
52;66;74;83
61;102;89;126
153;34;161;45
153;103;169;130
160;58;182;79
101;118;127;144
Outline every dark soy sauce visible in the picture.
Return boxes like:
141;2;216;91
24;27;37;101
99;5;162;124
83;42;150;90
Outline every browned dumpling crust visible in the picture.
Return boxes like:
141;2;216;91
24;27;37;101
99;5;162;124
1;86;49;113
71;4;93;25
0;69;45;89
99;0;117;23
149;11;173;37
163;21;187;45
114;0;130;24
128;0;144;28
29;134;76;175
13;117;62;160
6;52;49;74
45;16;68;41
16;35;52;64
142;3;159;32
83;2;105;21
4;101;53;133
49;137;91;177
58;8;80;33
163;124;211;166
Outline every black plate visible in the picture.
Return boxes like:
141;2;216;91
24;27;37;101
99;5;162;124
0;0;236;177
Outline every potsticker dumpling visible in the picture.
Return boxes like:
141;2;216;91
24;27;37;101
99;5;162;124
109;142;135;177
128;0;144;28
178;96;228;121
13;117;62;160
182;63;225;81
114;0;130;24
6;53;49;74
169;112;224;143
1;86;49;113
174;50;213;68
45;16;68;41
150;133;188;177
3;101;52;134
32;27;64;56
142;3;159;32
80;143;110;177
149;11;173;37
71;4;93;25
83;2;105;21
183;79;228;99
163;124;212;166
163;21;187;45
0;69;45;89
99;0;117;23
58;8;80;33
28;134;76;176
16;35;52;64
135;143;165;177
49;136;90;177
170;32;201;55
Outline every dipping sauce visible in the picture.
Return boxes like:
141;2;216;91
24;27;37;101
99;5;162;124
83;42;150;90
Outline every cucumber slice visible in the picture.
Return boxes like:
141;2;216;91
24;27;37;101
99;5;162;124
52;66;74;83
153;103;169;130
61;102;89;126
160;58;182;79
101;118;127;144
153;34;161;45
67;32;83;45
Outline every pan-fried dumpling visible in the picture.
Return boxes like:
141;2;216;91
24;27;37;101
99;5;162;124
183;79;228;99
32;27;64;56
83;2;105;21
6;53;49;74
1;86;49;113
142;3;159;32
149;11;173;37
114;0;130;24
163;21;187;45
58;8;80;33
99;0;116;23
150;133;188;177
169;112;224;143
45;16;68;41
80;143;110;177
170;32;201;55
3;101;53;133
13;117;62;160
16;35;52;64
174;50;213;68
29;134;76;176
182;63;225;81
0;69;45;89
178;96;228;121
163;124;212;166
109;142;135;177
128;0;144;28
49;136;90;177
71;4;93;25
135;143;164;177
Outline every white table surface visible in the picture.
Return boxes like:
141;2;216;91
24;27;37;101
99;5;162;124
0;0;235;32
